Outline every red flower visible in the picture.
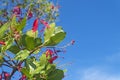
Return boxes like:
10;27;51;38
46;49;54;57
48;56;58;64
0;41;5;45
40;20;50;28
32;18;39;32
13;6;21;16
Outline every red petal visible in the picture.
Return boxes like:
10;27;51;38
32;18;39;32
46;49;54;57
48;56;58;64
0;41;5;45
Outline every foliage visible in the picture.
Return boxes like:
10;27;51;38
0;0;74;80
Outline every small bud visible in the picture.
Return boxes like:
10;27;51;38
32;18;39;32
13;6;21;16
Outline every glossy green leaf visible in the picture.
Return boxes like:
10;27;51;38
45;27;66;46
8;45;20;54
25;36;35;50
1;38;14;53
26;30;38;38
32;66;45;75
11;15;18;27
39;53;48;66
44;23;55;42
46;64;56;75
17;17;27;31
35;38;42;47
25;58;36;73
21;68;32;78
14;50;30;61
0;22;10;38
48;69;64;80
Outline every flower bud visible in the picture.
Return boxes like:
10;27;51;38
32;18;39;32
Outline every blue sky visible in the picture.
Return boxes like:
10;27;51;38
58;0;120;80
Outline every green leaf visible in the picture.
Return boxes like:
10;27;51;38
26;30;38;38
17;17;27;31
0;22;10;38
14;50;30;61
47;69;64;80
21;68;32;78
25;58;36;74
0;55;4;66
1;38;14;53
45;27;66;46
35;38;42;47
46;64;56;75
20;35;27;47
11;15;18;27
25;36;35;50
8;45;20;54
39;53;48;66
30;53;48;75
44;23;55;42
32;66;45;75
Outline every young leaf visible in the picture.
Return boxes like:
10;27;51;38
39;53;48;66
1;38;14;53
0;22;10;38
25;36;35;50
8;45;20;54
21;68;32;78
45;27;66;46
26;30;38;38
44;23;55;42
14;50;30;61
17;17;27;31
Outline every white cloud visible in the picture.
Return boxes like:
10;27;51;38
79;68;120;80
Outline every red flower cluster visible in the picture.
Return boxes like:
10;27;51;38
46;49;54;57
32;18;39;32
0;41;5;45
48;56;58;64
45;49;58;64
13;6;21;16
